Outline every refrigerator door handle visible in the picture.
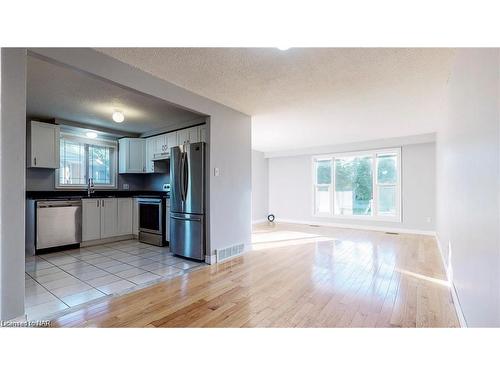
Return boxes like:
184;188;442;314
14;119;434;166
180;151;185;202
183;150;189;202
171;215;202;222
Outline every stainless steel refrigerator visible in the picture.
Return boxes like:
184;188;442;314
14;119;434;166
169;142;206;260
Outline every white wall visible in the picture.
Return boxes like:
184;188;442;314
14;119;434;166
436;49;500;327
0;48;27;320
251;150;269;222
268;140;436;233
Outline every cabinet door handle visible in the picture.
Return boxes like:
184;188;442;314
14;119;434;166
34;157;37;166
102;200;104;207
97;200;99;207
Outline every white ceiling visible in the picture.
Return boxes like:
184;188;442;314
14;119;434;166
27;55;203;135
96;48;455;152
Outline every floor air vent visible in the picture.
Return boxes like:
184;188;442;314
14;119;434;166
216;243;245;262
385;232;399;235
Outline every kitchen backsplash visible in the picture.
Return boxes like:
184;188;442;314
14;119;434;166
26;168;169;192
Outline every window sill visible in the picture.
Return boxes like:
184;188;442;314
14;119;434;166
312;213;402;223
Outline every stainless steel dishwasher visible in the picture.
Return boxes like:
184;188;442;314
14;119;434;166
34;200;82;252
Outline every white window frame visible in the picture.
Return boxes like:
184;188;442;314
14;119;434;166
312;147;402;222
55;133;118;190
312;157;334;217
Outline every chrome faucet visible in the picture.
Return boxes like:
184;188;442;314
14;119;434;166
87;177;94;197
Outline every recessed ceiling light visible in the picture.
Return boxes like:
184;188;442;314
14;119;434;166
86;131;98;139
277;46;290;51
112;111;125;123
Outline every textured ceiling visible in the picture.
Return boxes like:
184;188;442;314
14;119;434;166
27;55;202;135
96;48;455;152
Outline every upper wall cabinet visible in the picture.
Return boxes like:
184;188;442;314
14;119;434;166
119;124;207;173
145;137;156;173
177;126;204;145
119;138;146;173
27;121;60;168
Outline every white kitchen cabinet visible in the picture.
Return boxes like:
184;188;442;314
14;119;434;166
188;127;201;143
177;126;206;145
82;199;101;241
177;128;190;145
100;198;118;239
82;197;134;242
117;198;133;235
155;134;167;156
199;125;207;142
132;198;139;236
119;138;145;173
145;137;156;173
28;121;60;168
167;132;177;152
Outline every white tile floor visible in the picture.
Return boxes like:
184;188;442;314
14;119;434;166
25;239;205;320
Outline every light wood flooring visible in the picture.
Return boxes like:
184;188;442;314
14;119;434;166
52;223;459;327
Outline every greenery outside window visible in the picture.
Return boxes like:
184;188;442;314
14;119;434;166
312;148;401;221
56;134;117;189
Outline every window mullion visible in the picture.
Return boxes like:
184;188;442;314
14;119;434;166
85;144;90;184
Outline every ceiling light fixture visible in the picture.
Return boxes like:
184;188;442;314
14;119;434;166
277;46;290;51
86;131;98;139
112;111;125;123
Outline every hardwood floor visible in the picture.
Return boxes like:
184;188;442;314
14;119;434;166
52;223;459;327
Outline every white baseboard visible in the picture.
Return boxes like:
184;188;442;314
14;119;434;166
435;234;467;327
205;254;217;264
277;218;436;236
252;218;268;225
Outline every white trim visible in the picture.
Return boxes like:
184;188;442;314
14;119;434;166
435;234;467;328
252;218;268;225
205;254;217;264
311;147;402;222
277;218;436;236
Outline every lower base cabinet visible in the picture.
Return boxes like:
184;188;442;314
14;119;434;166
132;198;139;236
82;198;133;242
82;199;101;241
117;198;133;235
100;198;118;239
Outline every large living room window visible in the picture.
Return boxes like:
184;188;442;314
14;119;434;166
56;133;117;189
313;148;401;221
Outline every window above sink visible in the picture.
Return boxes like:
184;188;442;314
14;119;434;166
55;133;118;189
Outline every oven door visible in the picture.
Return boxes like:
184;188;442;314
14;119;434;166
138;199;162;235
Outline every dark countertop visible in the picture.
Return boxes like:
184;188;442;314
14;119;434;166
26;190;169;200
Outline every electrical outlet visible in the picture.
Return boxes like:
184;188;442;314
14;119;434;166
426;217;432;223
122;183;129;190
214;167;220;177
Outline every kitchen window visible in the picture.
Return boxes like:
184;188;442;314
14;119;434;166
312;148;401;221
56;134;117;189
